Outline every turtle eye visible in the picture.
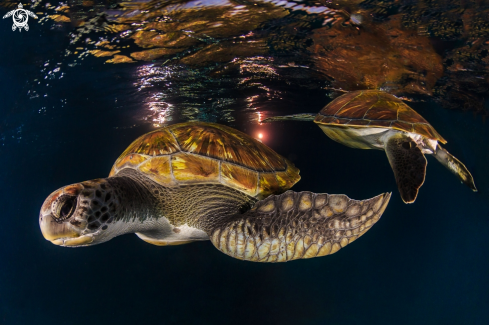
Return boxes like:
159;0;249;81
53;195;77;221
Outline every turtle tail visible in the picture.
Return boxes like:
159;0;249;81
433;145;477;192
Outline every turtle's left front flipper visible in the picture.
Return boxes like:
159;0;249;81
206;191;391;262
385;133;427;203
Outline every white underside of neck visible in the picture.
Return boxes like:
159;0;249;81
87;216;209;246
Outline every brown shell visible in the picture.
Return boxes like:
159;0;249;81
314;90;446;144
109;122;300;198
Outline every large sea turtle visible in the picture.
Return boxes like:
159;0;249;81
263;90;477;203
39;122;390;262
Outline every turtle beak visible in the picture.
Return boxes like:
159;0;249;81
39;213;94;246
39;213;86;245
39;184;94;247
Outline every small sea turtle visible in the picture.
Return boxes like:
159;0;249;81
2;3;37;32
39;122;390;262
264;90;477;203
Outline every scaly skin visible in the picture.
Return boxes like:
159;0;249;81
39;168;256;247
40;169;391;261
208;191;391;262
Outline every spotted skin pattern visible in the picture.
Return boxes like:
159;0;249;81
42;176;161;241
64;180;122;235
77;180;119;231
209;191;391;262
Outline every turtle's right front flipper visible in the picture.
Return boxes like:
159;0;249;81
432;145;477;192
262;113;317;123
206;191;391;262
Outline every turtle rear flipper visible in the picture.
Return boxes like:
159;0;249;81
262;113;316;123
433;145;477;192
385;133;427;204
207;191;391;262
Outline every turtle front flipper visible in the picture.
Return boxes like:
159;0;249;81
207;191;391;262
433;145;477;192
385;133;427;203
262;113;317;123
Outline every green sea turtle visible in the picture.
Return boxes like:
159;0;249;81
263;90;477;203
39;122;390;262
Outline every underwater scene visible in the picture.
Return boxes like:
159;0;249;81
1;0;488;323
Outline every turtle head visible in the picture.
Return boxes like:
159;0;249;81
39;178;121;247
18;3;23;8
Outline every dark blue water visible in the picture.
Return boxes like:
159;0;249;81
1;1;489;324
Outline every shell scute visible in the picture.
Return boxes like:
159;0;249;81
124;129;180;156
414;123;440;140
171;152;220;183
320;116;338;124
374;120;393;127
221;162;259;196
275;161;301;191
352;119;370;126
363;102;399;120
336;117;353;125
139;156;174;185
320;91;358;116
335;91;379;119
391;121;414;132
335;101;370;119
397;107;428;124
257;173;281;199
109;153;147;176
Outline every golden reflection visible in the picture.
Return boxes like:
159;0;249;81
106;55;135;64
237;57;278;76
135;65;174;126
14;0;489;122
